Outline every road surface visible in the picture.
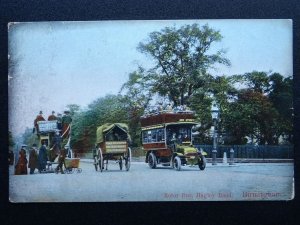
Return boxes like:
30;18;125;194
9;160;294;202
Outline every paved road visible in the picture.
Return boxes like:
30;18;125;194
9;161;294;202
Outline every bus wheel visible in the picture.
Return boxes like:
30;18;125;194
174;156;181;171
148;152;157;169
198;155;206;170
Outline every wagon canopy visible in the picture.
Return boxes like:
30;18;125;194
96;123;130;144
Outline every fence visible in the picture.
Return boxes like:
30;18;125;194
194;145;294;159
75;145;293;159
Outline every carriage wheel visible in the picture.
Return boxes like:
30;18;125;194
148;152;157;169
119;156;123;170
125;147;131;171
174;156;181;171
98;148;103;172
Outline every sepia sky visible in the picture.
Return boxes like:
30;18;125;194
8;19;293;136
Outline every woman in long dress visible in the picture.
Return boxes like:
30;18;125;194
14;148;28;175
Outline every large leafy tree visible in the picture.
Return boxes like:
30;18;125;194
223;90;280;145
222;71;293;145
137;23;231;106
268;73;293;143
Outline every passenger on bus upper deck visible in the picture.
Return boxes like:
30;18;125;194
48;110;57;121
56;113;62;130
34;111;45;134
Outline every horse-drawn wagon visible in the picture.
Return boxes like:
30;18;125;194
93;123;131;172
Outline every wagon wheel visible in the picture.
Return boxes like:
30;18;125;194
198;155;206;171
148;152;157;169
125;147;131;171
174;156;181;171
94;155;98;171
98;148;104;172
119;156;123;170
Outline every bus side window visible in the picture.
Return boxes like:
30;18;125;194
151;130;157;142
157;129;165;142
143;131;148;143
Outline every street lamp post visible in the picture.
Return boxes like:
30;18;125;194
211;102;220;166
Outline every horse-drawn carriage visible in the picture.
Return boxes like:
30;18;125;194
93;123;132;172
36;120;82;173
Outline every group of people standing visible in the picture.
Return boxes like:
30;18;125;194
14;143;48;175
14;139;68;175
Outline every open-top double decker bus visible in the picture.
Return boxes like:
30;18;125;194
36;120;81;173
141;110;207;171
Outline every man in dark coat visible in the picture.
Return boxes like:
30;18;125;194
38;142;48;173
28;144;38;174
14;147;28;175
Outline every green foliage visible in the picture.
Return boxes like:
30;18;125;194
221;72;293;145
71;95;134;151
66;104;81;116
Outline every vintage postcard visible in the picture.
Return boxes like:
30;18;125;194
8;20;294;202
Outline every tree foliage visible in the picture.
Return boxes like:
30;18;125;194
9;131;15;151
137;23;230;106
222;71;293;145
71;95;134;151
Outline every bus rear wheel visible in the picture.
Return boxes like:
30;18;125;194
198;155;206;170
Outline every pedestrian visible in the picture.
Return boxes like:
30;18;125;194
38;141;48;173
14;147;28;175
28;144;38;174
55;146;67;174
47;110;57;121
61;110;72;139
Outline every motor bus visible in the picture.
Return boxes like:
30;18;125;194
141;110;207;171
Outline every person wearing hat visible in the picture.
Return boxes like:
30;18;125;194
28;144;38;174
61;110;72;139
14;147;28;175
38;141;48;173
34;111;45;134
48;111;57;121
